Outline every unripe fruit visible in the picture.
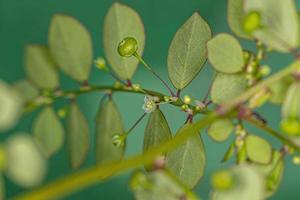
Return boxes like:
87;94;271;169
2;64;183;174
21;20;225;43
118;37;138;57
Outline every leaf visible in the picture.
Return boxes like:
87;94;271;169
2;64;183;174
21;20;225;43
167;12;212;89
49;14;92;81
25;45;59;89
13;79;39;102
207;33;244;73
33;107;65;158
244;0;299;52
246;134;272;164
103;3;145;80
4;134;47;188
166;124;206;188
67;103;90;169
269;76;293;104
222;143;235;162
227;0;252;39
211;165;265;200
0;176;4;200
207;118;234;142
282;82;300;119
211;73;248;104
130;170;199;200
143;109;172;152
95;100;125;165
254;151;284;198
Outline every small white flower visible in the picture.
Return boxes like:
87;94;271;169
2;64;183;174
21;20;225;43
0;80;23;132
142;96;157;113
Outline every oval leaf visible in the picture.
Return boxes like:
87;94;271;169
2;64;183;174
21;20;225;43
167;12;212;89
49;14;92;81
244;0;299;52
212;165;265;200
25;45;59;89
103;3;145;80
282;82;300;119
166;124;206;188
207;119;234;142
246;134;272;164
13;79;39;102
4;134;47;188
96;100;125;165
33;107;65;158
254;151;284;198
211;73;248;104
67;103;90;169
143;109;172;152
227;0;252;39
269;76;293;104
207;34;244;73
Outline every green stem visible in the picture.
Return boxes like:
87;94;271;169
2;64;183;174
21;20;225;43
15;60;300;200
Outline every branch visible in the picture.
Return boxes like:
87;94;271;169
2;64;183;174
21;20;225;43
14;60;300;200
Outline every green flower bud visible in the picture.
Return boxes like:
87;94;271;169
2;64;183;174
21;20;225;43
280;118;300;136
243;11;262;33
183;95;192;104
211;170;235;191
118;37;138;57
94;57;107;70
112;133;126;148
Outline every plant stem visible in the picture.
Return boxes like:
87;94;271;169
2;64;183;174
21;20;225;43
127;112;147;134
16;60;300;200
134;53;176;96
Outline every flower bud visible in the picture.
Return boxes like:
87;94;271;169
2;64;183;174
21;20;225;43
118;37;138;57
94;57;107;70
243;11;262;33
142;96;157;113
293;156;300;165
183;95;192;104
112;133;126;148
211;170;235;191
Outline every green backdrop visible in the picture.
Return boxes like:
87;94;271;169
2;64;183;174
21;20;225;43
0;0;300;199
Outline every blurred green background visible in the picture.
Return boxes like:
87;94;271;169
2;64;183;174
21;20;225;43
1;0;300;199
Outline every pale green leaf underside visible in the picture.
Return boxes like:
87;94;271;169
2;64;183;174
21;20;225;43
227;0;252;39
207;118;234;142
168;12;212;89
96;100;125;165
246;134;272;164
130;170;199;200
211;73;248;104
13;79;39;102
67;103;90;169
143;109;172;152
166;124;206;189
269;76;293;104
282;82;300;119
244;0;299;52
25;45;59;89
33;107;65;158
49;14;92;81
207;33;244;73
255;151;284;198
103;3;145;80
212;165;265;200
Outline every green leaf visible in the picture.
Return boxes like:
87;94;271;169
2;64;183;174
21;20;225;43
282;82;300;119
207;119;234;142
244;0;299;52
211;165;265;200
254;151;284;198
246;134;272;164
4;134;47;188
67;103;90;169
33;107;65;158
211;73;248;104
227;0;252;39
222;143;236;162
96;100;125;165
25;45;59;89
13;79;39;102
130;170;199;200
269;76;293;104
166;124;206;188
143;109;172;152
103;3;145;80
207;34;244;73
49;14;92;81
167;12;211;89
